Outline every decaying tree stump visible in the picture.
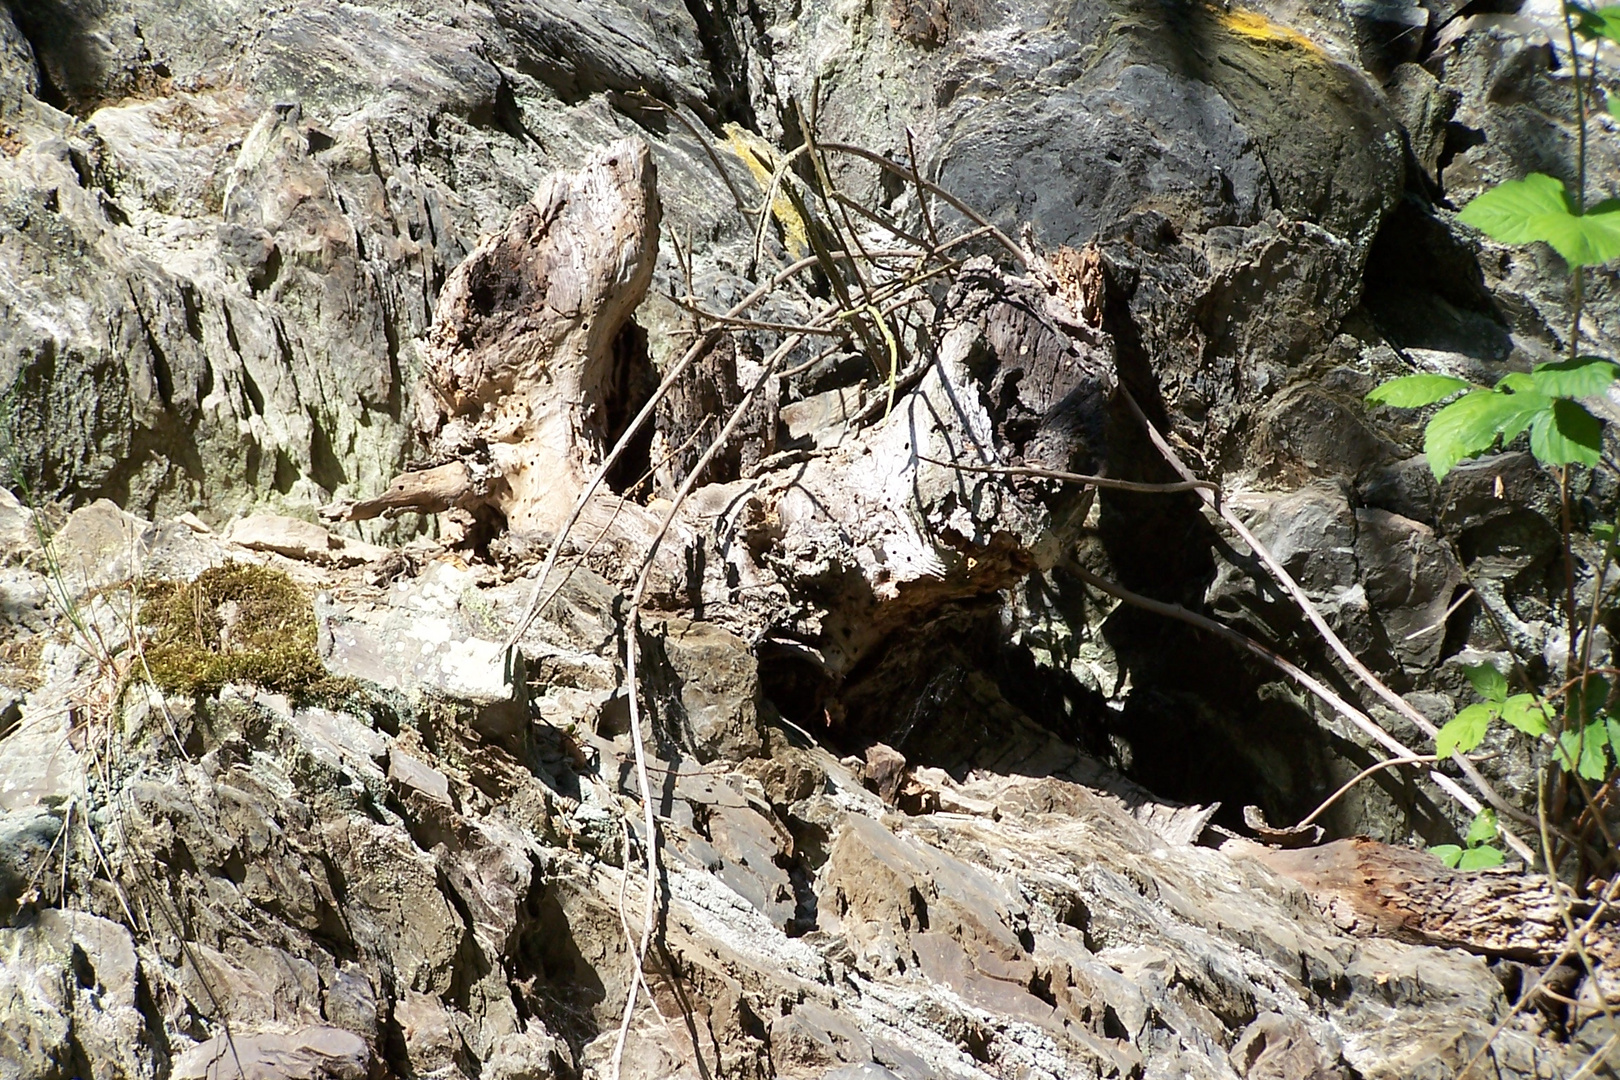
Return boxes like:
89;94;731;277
322;138;1120;685
323;138;660;537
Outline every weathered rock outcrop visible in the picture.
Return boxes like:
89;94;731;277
1;506;1616;1079
4;0;1620;1077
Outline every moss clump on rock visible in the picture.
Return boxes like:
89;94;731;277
140;563;346;698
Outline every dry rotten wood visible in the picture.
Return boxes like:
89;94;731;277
351;137;662;537
1252;838;1619;981
318;461;477;523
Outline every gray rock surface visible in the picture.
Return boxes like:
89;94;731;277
2;0;1619;1076
0;508;1606;1079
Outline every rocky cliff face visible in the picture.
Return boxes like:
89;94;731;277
1;0;1618;1077
2;501;1613;1079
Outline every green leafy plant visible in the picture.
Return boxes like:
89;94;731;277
1433;808;1507;869
1367;1;1620;878
1435;662;1551;760
1367;358;1615;481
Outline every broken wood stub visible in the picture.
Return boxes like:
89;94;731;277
389;137;660;537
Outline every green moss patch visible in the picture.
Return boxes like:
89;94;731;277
140;563;349;699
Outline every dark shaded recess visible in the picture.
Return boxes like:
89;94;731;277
758;640;834;732
1438;121;1487;182
1091;245;1217;602
1362;194;1511;358
1088;251;1411;833
826;599;1118;768
602;321;656;497
308;407;348;495
681;0;756;128
507;874;605;1075
5;0;78;111
1086;471;1342;832
491;72;539;144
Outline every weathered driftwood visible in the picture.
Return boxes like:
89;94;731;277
318;461;476;522
325;138;660;537
1252;838;1619;995
327;140;1128;691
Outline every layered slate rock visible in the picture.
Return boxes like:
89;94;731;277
0;508;1613;1079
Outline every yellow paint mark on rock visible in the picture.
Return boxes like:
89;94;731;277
724;123;810;257
1219;7;1325;55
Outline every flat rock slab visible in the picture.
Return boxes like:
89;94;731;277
225;514;389;567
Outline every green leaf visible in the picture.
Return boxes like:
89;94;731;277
1567;675;1609;724
1607;717;1620;761
1437;703;1494;758
1464;807;1499;847
1573;3;1620;44
1500;694;1551;737
1430;844;1464;868
1523;357;1620;398
1611;94;1620;124
1458;174;1620;267
1501;392;1557;442
1425;391;1528;480
1463;662;1509;704
1529;399;1604;468
1557;722;1611;780
1458;845;1506;869
1367;374;1475;408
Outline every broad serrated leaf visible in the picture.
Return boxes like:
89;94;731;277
1529;399;1603;468
1500;391;1555;441
1464;662;1508;703
1367;374;1474;407
1551;205;1620;267
1574;3;1620;44
1500;694;1551;737
1458;175;1620;266
1524;357;1620;398
1430;844;1464;868
1557;722;1611;780
1438;703;1494;758
1458;174;1571;242
1607;717;1620;761
1465;807;1499;846
1568;676;1610;724
1425;391;1525;480
1458;845;1506;869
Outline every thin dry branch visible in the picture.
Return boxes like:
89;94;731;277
817;142;1029;267
919;455;1218;499
1070;563;1539;864
1115;385;1535;854
1459;871;1620;1078
609;332;799;1080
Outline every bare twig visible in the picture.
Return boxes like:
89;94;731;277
609;332;797;1080
1071;563;1539;864
918;455;1219;499
817;142;1029;267
1292;755;1439;830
